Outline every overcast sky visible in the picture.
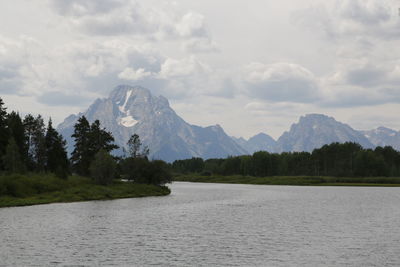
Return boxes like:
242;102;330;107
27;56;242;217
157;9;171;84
1;0;400;139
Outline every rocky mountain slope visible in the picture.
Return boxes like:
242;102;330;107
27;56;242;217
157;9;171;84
275;114;375;152
362;127;400;151
57;85;246;162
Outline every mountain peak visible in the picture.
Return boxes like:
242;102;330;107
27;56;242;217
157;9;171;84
58;85;246;161
277;114;374;152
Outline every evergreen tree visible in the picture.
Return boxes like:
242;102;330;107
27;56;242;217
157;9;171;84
45;119;69;179
3;137;25;173
7;112;27;164
71;117;118;176
89;120;118;154
32;115;46;172
71;116;91;176
89;149;116;185
0;98;8;169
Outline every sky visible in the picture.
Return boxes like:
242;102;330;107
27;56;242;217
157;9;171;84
1;0;400;139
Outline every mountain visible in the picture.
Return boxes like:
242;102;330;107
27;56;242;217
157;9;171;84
362;127;400;151
233;133;277;154
276;114;375;152
57;85;247;162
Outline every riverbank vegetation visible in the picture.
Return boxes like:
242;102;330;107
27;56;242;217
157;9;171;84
174;174;400;186
0;174;170;208
172;142;400;186
0;98;171;208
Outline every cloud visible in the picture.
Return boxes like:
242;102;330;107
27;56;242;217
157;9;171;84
182;37;219;53
118;67;152;80
175;12;207;38
37;91;92;106
50;0;124;16
159;56;208;79
321;61;400;107
243;62;320;103
294;0;400;40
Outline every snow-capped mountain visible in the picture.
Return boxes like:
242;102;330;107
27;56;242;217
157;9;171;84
276;114;375;152
57;85;246;162
362;127;400;151
233;133;277;153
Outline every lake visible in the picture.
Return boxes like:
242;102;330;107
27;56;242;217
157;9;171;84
1;182;400;266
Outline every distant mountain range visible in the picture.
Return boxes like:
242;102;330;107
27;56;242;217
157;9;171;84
57;85;246;162
57;85;400;162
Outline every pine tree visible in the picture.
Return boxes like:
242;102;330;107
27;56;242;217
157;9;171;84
0;98;9;169
45;119;69;179
71;116;91;176
3;137;25;173
72;117;118;176
89;120;119;153
31;115;46;172
7;112;27;164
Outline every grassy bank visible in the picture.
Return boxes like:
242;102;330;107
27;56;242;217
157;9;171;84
174;174;400;187
0;174;170;208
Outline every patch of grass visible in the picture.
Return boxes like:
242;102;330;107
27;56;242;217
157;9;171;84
173;174;400;187
0;174;170;208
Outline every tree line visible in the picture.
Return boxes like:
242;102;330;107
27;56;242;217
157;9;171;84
172;142;400;177
0;97;171;186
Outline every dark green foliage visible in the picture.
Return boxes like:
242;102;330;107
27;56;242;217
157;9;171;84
6;112;27;163
89;120;119;153
172;142;400;178
45;119;69;179
3;137;25;174
120;157;172;185
0;98;9;169
71;117;118;176
0;174;170;207
172;157;204;173
71;116;91;176
31;115;46;172
90;149;117;185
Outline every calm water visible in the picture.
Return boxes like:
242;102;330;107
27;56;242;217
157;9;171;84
1;182;400;266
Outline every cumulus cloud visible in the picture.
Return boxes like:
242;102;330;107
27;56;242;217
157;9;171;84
243;62;320;103
322;61;400;107
294;0;400;40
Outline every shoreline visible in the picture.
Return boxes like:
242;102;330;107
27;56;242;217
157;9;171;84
173;175;400;187
0;175;171;208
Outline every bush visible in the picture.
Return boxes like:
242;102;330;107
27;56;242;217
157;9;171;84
89;150;117;185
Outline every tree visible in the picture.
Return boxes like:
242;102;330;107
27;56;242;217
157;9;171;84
0;98;8;169
3;137;25;173
72;117;118;176
89;149;116;185
31;115;46;172
7;112;27;164
89;120;119;154
127;134;149;158
23;114;36;170
71;116;91;176
45;119;69;179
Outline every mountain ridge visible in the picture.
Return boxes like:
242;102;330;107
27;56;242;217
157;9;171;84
57;85;246;162
58;85;399;162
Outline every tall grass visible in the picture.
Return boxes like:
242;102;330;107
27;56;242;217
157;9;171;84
0;174;170;208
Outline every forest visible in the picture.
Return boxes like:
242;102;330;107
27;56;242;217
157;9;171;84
0;97;171;207
172;142;400;178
